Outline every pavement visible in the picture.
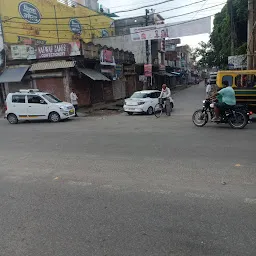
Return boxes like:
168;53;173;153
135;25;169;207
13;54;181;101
0;83;255;256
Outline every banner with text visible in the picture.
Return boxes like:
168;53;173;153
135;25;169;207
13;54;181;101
130;17;211;42
9;41;81;60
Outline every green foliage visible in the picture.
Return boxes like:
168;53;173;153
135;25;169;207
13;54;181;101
194;0;248;68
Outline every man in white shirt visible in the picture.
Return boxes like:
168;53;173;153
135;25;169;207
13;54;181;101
206;82;212;98
70;88;78;117
159;84;171;116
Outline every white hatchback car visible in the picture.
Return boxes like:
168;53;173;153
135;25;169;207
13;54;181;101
5;89;75;124
123;90;174;115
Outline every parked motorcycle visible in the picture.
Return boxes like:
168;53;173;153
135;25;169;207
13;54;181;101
192;99;252;129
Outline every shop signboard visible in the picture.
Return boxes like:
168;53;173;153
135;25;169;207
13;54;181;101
100;49;116;66
144;64;152;77
9;41;81;60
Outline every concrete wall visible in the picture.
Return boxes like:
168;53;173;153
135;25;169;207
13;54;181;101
93;35;149;64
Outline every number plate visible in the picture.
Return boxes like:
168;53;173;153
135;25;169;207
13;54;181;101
69;109;74;115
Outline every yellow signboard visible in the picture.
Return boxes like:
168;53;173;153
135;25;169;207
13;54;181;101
0;0;114;44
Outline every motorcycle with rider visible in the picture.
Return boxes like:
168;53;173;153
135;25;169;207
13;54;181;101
193;80;252;129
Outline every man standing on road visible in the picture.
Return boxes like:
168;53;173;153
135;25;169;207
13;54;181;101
70;88;78;117
159;84;171;116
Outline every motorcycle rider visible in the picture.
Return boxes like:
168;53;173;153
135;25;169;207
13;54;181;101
211;80;236;122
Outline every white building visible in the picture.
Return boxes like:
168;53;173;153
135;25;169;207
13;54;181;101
93;35;148;65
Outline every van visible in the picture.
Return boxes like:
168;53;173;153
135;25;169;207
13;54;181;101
5;89;75;124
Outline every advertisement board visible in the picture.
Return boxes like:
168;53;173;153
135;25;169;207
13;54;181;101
100;49;115;66
165;41;176;52
144;64;152;77
9;41;81;60
0;0;114;44
130;24;169;41
130;17;211;42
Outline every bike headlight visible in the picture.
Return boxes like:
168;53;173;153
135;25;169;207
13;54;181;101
202;100;206;104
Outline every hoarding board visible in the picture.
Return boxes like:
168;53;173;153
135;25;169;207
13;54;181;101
130;17;211;42
0;0;114;44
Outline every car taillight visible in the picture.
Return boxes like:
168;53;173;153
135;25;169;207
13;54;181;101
249;111;253;115
4;104;7;111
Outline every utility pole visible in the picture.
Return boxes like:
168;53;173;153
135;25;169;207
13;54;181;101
247;0;254;69
145;9;150;88
145;9;149;64
229;0;235;56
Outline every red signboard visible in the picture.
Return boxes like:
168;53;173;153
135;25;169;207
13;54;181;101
100;50;115;65
144;64;152;77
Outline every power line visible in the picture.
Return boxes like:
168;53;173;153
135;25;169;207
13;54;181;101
3;15;213;41
2;2;224;29
191;0;208;20
158;0;206;14
114;0;174;13
2;0;174;22
1;0;219;22
164;2;225;20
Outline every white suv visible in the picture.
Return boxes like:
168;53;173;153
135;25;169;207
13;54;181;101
5;89;75;124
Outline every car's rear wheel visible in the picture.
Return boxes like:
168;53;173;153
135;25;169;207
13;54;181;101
49;112;61;122
7;114;18;124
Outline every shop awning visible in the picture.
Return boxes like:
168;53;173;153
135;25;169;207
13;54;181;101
166;72;176;77
0;66;29;83
30;61;76;71
171;72;181;76
153;72;176;77
77;67;110;81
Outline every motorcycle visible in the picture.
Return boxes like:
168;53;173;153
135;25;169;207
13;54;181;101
192;99;253;129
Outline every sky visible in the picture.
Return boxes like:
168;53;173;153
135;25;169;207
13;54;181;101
99;0;226;48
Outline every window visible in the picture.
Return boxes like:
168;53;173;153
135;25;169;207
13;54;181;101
155;92;161;98
42;94;62;103
27;95;43;104
222;75;233;87
235;74;256;88
130;92;149;99
150;92;160;98
12;95;25;103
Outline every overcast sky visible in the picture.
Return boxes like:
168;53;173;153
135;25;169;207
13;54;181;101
99;0;226;48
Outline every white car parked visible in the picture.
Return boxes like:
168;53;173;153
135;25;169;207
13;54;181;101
5;89;75;124
123;90;174;115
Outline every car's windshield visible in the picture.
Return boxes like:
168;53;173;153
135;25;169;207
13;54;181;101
130;92;149;99
43;94;62;103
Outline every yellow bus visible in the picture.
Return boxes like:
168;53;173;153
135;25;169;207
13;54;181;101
216;70;256;113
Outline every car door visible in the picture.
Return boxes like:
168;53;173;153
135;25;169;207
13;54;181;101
11;94;27;119
27;95;47;120
151;92;161;107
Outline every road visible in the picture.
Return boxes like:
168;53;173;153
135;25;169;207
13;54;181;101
0;83;255;256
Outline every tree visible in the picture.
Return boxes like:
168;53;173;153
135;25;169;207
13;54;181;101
194;0;248;68
193;41;216;68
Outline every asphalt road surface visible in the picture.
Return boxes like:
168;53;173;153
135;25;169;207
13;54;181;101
0;83;255;256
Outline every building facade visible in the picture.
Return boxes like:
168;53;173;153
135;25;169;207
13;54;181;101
0;0;137;110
